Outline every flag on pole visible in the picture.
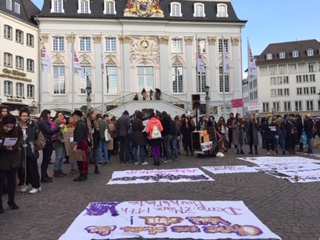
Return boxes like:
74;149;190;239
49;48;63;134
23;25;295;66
222;37;230;74
248;40;258;77
101;36;105;73
73;46;84;78
40;37;51;73
196;35;206;73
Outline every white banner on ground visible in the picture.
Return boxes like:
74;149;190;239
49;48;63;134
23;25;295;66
237;156;318;165
107;168;214;185
59;200;281;240
202;165;258;174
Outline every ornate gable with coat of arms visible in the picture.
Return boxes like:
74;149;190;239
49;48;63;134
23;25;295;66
124;0;164;17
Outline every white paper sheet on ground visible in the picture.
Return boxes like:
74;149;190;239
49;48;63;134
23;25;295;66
237;156;318;165
202;165;258;174
107;168;214;185
256;162;320;172
59;200;281;240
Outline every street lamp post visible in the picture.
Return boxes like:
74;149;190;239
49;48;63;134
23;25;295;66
205;86;210;118
86;85;92;112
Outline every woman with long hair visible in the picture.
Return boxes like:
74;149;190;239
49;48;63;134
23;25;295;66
71;110;89;181
0;114;23;213
66;115;79;174
86;109;100;174
37;109;63;182
245;113;259;155
17;107;41;193
232;113;245;154
53;111;67;177
216;116;227;152
0;105;10;123
146;112;163;165
180;116;195;156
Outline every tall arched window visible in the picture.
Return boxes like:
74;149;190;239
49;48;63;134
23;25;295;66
104;0;116;14
194;3;205;17
217;3;228;17
170;2;182;17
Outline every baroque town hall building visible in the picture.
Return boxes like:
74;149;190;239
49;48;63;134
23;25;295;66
37;0;246;117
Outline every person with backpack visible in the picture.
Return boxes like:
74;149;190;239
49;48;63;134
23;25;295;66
146;112;163;166
17;107;41;194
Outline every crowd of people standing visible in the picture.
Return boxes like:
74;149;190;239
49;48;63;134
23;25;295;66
0;103;320;214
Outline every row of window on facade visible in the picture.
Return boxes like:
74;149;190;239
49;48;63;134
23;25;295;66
270;74;316;85
3;25;35;47
266;48;317;60
3;81;35;99
270;87;318;97
260;62;319;76
5;0;20;14
52;66;229;95
48;0;229;18
262;100;320;113
3;53;35;72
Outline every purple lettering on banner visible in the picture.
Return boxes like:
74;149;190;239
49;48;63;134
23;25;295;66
196;206;242;215
85;225;116;236
111;174;210;182
86;202;120;216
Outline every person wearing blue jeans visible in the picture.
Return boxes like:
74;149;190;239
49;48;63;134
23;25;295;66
98;138;109;164
97;113;110;165
53;146;66;177
303;114;314;154
133;145;146;165
275;115;286;155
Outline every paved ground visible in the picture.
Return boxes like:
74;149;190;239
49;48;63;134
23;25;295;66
1;141;320;240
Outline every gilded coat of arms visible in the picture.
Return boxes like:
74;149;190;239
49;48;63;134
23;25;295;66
124;0;163;17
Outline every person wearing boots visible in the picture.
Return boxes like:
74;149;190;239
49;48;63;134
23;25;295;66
72;110;89;181
226;113;235;149
86;109;100;174
232;113;245;154
285;114;297;154
263;115;277;155
0;114;23;213
132;111;147;165
38;109;63;183
53;111;67;177
146;112;163;165
245;113;259;155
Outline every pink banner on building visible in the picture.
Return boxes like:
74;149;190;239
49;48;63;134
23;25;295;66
231;98;244;108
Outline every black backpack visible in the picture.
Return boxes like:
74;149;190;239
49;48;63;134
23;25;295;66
169;119;177;135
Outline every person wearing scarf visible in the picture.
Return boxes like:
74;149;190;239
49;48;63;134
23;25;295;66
86;109;100;174
53;111;67;177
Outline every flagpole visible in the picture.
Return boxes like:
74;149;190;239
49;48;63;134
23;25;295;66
101;33;104;114
71;33;75;111
247;37;251;115
196;34;199;94
222;36;226;120
39;33;43;113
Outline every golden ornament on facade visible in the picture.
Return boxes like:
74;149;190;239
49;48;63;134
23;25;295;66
66;34;75;43
231;37;240;46
184;36;194;45
119;35;133;44
124;0;163;17
92;34;102;43
41;33;49;43
158;36;169;44
207;36;217;45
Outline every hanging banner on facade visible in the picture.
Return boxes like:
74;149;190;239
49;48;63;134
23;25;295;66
59;200;281;240
248;102;263;111
231;98;244;108
107;168;214;185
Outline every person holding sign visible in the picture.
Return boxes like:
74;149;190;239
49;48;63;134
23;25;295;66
0;114;23;213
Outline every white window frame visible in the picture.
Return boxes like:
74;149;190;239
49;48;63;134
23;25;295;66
4;53;13;67
307;49;314;56
284;88;290;96
172;38;182;53
103;0;116;14
295;101;302;111
4;25;12;40
194;3;205;17
27;85;35;98
106;66;118;94
172;66;183;93
198;71;207;93
310;74;315;82
53;66;66;94
283;76;289;84
16;29;24;44
105;37;116;52
77;0;91;14
50;0;65;13
53;36;65;51
262;102;269;113
271;89;277;97
310;86;316;94
297;87;302;95
277;89;283;96
4;81;13;96
266;53;273;60
216;3;228;17
170;2;182;17
279;52;286;59
219;66;229;93
306;100;314;111
292;50;299;58
303;87;309;95
218;39;228;53
16;83;24;98
26;34;34;47
272;102;280;112
27;59;34;72
6;0;12;10
296;75;301;83
283;101;291;112
270;77;276;85
80;66;92;94
16;56;24;70
80;37;91;52
14;2;20;14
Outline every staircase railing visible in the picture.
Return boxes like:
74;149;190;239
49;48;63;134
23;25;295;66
100;92;189;112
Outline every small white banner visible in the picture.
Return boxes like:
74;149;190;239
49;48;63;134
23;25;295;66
202;165;258;174
238;156;318;165
107;168;214;185
248;102;263;111
59;200;281;240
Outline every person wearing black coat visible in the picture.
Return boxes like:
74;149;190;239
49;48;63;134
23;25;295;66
37;109;62;183
295;114;303;152
303;114;314;154
262;115;277;155
180;116;195;156
285;114;297;154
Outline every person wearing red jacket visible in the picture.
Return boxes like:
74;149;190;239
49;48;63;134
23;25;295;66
146;112;163;166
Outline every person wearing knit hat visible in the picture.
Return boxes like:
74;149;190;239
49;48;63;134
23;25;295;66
72;110;83;117
303;113;314;154
123;110;129;116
